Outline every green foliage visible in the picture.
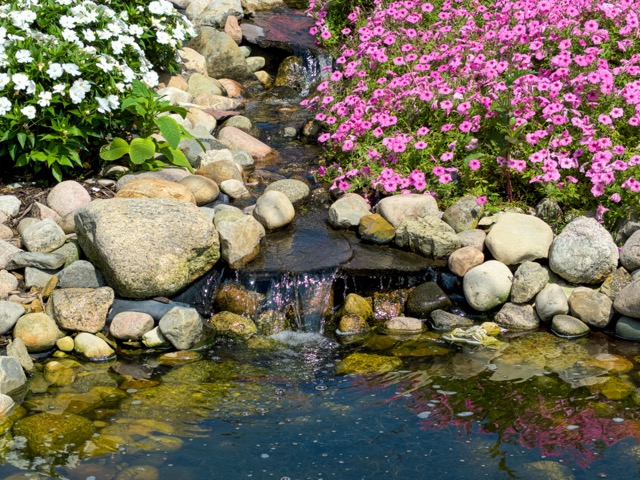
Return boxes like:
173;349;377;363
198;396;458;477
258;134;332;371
100;80;200;172
0;0;194;181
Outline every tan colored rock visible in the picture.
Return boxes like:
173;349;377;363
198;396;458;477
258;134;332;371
186;107;217;134
448;246;484;277
13;312;60;352
179;175;220;205
225;15;243;44
115;178;197;204
167;75;189;91
47;180;91;217
218;126;274;160
193;93;243;110
33;202;61;222
219;78;244;98
197;159;243;184
254;70;273;88
179;48;208;76
358;213;395;244
50;287;115;333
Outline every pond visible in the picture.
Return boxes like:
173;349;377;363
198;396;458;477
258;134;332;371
1;326;640;480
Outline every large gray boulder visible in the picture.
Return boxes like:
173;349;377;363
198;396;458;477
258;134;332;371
510;262;549;303
485;213;553;265
376;194;439;228
395;216;461;260
463;260;513;312
197;0;243;28
548;217;618;284
613;280;640;318
74;198;220;299
0;356;26;394
189;27;255;82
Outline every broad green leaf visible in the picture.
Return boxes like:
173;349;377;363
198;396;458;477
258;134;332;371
17;133;26;149
57;156;74;167
155;116;182;149
100;137;130;161
15;153;29;167
129;137;156;165
161;146;194;172
30;151;48;163
51;163;63;182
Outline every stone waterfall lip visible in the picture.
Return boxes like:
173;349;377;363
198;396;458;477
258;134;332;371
240;9;319;52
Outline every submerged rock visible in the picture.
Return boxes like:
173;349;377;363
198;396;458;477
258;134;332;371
13;412;96;457
215;283;264;317
430;310;473;330
74;333;115;361
336;352;403;375
208;311;257;340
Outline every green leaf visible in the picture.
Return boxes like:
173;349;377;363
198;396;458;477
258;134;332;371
17;133;26;149
155;116;182;149
30;151;48;163
129;137;156;165
161;146;194;172
51;163;63;183
100;137;130;161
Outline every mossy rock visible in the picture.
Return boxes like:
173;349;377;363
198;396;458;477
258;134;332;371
215;283;264;318
207;311;257;340
255;309;290;336
336;352;402;375
337;294;373;324
594;376;635;400
13;412;96;457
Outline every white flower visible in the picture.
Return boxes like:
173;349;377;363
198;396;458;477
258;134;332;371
122;67;135;83
148;0;173;15
26;81;36;95
56;0;73;5
47;63;63;79
53;84;66;94
97;29;112;40
107;94;119;110
69;78;90;103
20;105;36;119
142;70;159;87
83;28;95;42
59;15;76;29
96;56;114;73
62;63;81;76
62;28;80;45
111;39;124;55
12;73;30;91
37;91;52;107
0;73;8;89
15;49;32;63
95;96;111;113
156;31;171;45
129;25;144;37
0;97;11;116
107;22;123;36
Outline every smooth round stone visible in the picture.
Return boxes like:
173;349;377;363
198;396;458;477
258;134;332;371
265;179;310;207
116;178;197;204
57;260;105;289
328;193;371;229
463;260;513;312
383;316;423;333
614;279;640;318
376;194;439;228
46;180;91;217
430;310;473;330
405;282;451;319
197;148;234;168
21;218;66;253
219;78;243;97
74;332;115;361
253;191;295;231
620;230;640;271
197;159;243;184
358;213;395;245
338;314;370;334
0;271;19;299
568;287;613;328
220;179;249;199
535;283;569;322
186;108;217;134
179;175;220;205
485;213;553;265
56;336;75;352
616;316;640;341
448;246;484;277
442;195;484;232
110;311;155;341
551;315;590;338
217;126;274;160
221;115;253;132
0;224;13;241
159;307;203;350
13;313;60;352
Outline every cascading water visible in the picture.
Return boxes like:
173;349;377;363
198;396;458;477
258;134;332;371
290;45;332;98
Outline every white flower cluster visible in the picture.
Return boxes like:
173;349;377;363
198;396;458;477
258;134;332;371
0;0;194;120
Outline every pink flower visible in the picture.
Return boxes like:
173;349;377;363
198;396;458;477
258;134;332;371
416;126;430;136
432;166;445;176
438;174;452;184
468;159;481;170
440;152;454;161
609;193;621;203
476;196;487;205
610;107;624;118
414;141;427;149
598;114;612;125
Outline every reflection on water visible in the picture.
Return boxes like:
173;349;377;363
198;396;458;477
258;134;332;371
1;330;640;479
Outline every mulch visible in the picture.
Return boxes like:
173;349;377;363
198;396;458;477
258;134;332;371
0;180;116;229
